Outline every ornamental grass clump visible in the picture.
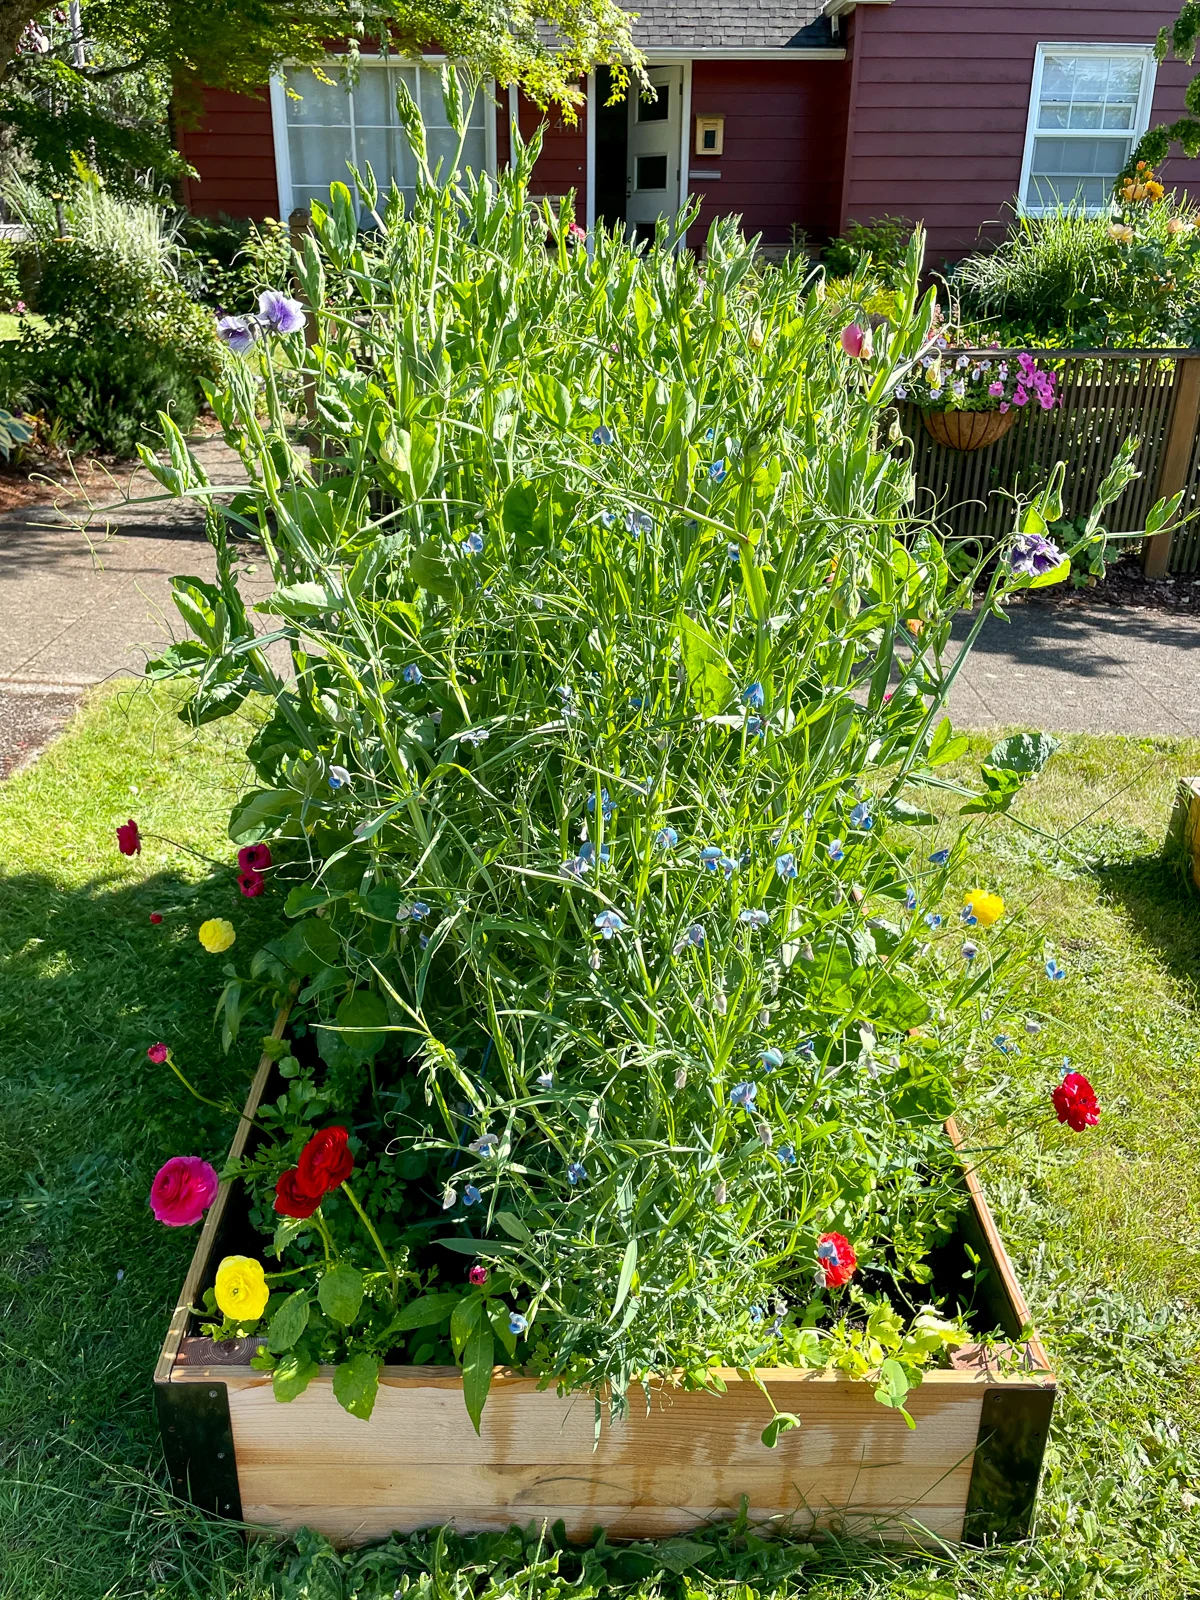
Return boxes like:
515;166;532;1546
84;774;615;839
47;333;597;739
142;75;1121;1433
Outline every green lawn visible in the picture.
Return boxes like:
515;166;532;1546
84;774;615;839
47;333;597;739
2;687;1199;1600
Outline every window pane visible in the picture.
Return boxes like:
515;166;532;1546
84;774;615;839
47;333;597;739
355;126;411;192
1032;134;1130;178
638;86;670;123
1030;172;1110;209
636;154;668;191
353;63;394;127
284;66;350;125
288;125;353;188
1037;52;1142;133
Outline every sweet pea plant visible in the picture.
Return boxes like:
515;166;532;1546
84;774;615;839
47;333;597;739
139;76;1121;1436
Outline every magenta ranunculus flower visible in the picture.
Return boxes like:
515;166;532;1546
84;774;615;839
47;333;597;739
150;1156;219;1226
257;290;306;336
117;818;141;855
147;1042;169;1064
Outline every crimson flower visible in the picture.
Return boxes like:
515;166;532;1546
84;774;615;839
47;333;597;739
237;844;272;872
297;1126;354;1195
149;912;163;925
237;870;265;898
817;1231;857;1288
469;1265;489;1285
147;1042;169;1064
1052;1071;1100;1132
150;1156;218;1226
117;818;141;855
274;1168;325;1219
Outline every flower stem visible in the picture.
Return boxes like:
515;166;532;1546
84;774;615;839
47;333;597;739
163;1051;230;1114
141;831;230;870
341;1180;398;1303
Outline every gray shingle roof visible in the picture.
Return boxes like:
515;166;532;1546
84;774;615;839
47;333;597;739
627;1;834;49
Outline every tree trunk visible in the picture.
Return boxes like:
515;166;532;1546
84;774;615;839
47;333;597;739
0;2;49;84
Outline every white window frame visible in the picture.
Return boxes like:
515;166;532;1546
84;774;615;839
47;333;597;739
1018;41;1159;216
270;56;497;217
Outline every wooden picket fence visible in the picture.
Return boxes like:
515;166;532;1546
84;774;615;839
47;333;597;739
900;350;1200;576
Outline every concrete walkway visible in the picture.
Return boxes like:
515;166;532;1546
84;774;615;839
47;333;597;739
2;435;1200;773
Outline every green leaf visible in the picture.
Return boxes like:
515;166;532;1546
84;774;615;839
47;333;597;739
145;640;208;680
410;538;456;599
272;1350;319;1402
502;480;539;538
332;1352;381;1420
228;789;298;846
679;616;731;715
880;797;938;826
610;1238;638;1322
391;1292;460;1331
761;1411;801;1448
927;718;969;767
493;1211;531;1241
266;1290;311;1353
874;1358;917;1427
462;1324;495;1434
318;1264;364;1327
987;732;1060;776
450;1293;483;1358
284;885;339;917
332;989;389;1060
1027;557;1071;589
257;582;343;617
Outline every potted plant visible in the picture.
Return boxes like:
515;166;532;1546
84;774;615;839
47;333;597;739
897;341;1061;451
138;78;1122;1548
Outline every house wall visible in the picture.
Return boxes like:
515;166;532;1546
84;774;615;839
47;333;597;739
176;88;279;219
840;0;1200;260
685;61;850;249
503;90;589;206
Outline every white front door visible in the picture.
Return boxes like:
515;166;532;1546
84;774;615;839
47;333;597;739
625;65;684;244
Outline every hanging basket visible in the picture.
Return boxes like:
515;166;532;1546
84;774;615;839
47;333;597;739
921;408;1021;452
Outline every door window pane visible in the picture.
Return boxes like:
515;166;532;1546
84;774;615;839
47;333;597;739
637;86;669;123
636;154;668;191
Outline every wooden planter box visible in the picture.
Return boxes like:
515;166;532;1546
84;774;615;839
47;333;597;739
156;1026;1055;1548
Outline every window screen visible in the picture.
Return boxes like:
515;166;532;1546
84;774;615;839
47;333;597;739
1023;49;1153;211
283;61;488;217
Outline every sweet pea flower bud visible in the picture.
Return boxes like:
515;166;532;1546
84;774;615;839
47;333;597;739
840;322;872;359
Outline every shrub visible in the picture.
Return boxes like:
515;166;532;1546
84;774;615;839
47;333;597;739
823;215;915;284
179;212;292;310
142;80;1121;1432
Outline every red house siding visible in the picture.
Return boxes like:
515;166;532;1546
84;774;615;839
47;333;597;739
686;61;850;249
509;90;589;203
841;0;1200;259
177;88;279;220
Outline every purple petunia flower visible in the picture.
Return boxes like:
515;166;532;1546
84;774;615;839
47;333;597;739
257;290;306;335
1009;533;1065;578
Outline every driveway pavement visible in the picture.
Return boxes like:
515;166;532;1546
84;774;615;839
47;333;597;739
2;437;1200;774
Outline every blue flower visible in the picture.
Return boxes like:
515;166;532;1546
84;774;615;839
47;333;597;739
775;852;797;881
1025;1018;1042;1035
459;727;490;746
1045;958;1067;981
759;1047;784;1072
749;1303;765;1324
655;826;678;848
567;1161;587;1185
624;509;653;537
709;459;727;482
727;543;741;563
536;1070;554;1089
402;663;423;684
328;765;351;790
895;385;908;400
798;1038;816;1059
849;802;873;831
419;932;429;949
462;531;484;555
905;888;918;911
778;1143;796;1166
677;923;706;950
463;1184;481;1206
587;788;615;820
746;716;764;738
629;695;646;709
924;912;942;929
705;426;716;442
600;510;615;528
559;855;589;879
509;1312;529;1335
591;424;613;446
930;849;950;865
742;682;765;709
579;841;610;866
594;910;625;939
993;1035;1013;1054
962;940;978;961
739;908;770;929
411;901;430;920
730;1081;757;1110
961;907;978;926
827;839;845;862
700;845;723;869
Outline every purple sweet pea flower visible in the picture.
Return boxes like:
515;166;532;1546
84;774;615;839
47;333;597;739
216;315;259;355
1009;533;1065;578
257;290;307;336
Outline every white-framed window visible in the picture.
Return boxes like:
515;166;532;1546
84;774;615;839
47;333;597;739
1019;43;1158;213
270;58;495;218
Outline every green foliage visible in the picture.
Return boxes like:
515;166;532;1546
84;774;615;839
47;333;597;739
179;212;292;310
823;216;916;285
1129;3;1200;169
954;196;1200;347
137;81;1104;1434
0;234;222;454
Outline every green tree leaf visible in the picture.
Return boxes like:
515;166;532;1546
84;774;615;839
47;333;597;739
761;1412;801;1448
390;1292;461;1331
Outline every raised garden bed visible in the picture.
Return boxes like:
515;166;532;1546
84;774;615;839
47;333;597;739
155;1023;1055;1549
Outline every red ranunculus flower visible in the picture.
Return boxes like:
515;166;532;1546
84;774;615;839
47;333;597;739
150;1156;219;1226
149;912;163;925
817;1231;857;1288
237;869;265;898
147;1042;169;1064
117;818;141;855
237;844;272;872
1052;1071;1100;1132
297;1126;354;1195
274;1168;325;1218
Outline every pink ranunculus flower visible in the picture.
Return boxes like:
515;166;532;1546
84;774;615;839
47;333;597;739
150;1156;219;1226
147;1042;169;1063
840;322;872;359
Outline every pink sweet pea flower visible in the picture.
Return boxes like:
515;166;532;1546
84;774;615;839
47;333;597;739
840;323;872;359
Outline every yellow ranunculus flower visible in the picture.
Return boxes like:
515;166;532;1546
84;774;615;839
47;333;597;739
214;1255;269;1321
964;889;1005;928
198;918;236;953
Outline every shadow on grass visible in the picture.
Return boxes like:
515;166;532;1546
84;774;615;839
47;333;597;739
1091;848;1200;999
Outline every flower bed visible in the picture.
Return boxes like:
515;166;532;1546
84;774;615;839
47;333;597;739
136;79;1121;1548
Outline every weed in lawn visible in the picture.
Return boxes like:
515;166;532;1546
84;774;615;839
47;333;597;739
3;698;1200;1598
